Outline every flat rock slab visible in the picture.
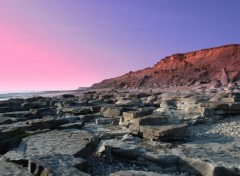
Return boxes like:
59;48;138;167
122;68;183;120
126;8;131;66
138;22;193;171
181;139;240;170
0;116;79;132
0;158;31;176
120;110;160;126
122;109;154;120
130;123;188;141
5;129;98;175
145;139;240;176
97;137;145;160
29;154;90;176
131;114;168;126
100;106;134;118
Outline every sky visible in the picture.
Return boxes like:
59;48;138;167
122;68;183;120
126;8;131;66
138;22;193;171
0;0;240;92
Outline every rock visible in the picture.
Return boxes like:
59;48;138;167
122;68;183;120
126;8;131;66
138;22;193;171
115;100;134;106
0;157;31;176
131;114;168;126
178;157;239;176
0;117;16;125
178;157;214;176
91;45;240;89
21;116;69;131
78;107;92;115
61;99;78;107
5;129;99;160
109;170;162;176
80;114;100;123
211;80;222;88
228;83;238;90
95;118;119;125
98;94;113;100
140;124;188;141
136;92;150;98
0;99;24;112
28;154;90;176
88;99;104;106
30;107;56;117
129;114;169;136
62;94;75;98
215;103;240;113
122;134;141;142
97;138;145;160
23;97;51;110
90;106;102;113
213;166;240;176
120;108;154;125
78;93;94;101
231;92;240;102
63;106;92;115
0;111;29;118
5;130;99;175
142;153;178;168
221;68;230;86
0;128;26;153
100;106;133;118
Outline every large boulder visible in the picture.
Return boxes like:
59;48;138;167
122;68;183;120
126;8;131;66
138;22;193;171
129;113;170;139
130;123;188;141
178;157;238;176
131;114;168;127
120;108;154;125
100;106;133;118
97;136;144;160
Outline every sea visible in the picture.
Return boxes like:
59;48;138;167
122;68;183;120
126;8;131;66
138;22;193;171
0;88;87;101
0;91;45;101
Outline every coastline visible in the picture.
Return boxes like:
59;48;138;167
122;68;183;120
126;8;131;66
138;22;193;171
0;88;88;101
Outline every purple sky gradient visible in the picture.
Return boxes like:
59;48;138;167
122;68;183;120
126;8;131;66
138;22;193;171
0;0;240;91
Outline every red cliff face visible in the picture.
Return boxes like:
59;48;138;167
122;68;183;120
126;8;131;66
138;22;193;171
91;44;240;89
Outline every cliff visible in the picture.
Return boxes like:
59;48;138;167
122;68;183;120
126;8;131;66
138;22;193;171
91;44;240;89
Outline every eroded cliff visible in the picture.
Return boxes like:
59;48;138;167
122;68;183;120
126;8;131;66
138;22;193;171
91;44;240;89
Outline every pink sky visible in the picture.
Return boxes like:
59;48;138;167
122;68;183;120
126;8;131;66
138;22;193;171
0;1;106;91
1;1;240;92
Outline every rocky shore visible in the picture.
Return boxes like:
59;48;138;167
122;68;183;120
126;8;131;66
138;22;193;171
0;84;240;176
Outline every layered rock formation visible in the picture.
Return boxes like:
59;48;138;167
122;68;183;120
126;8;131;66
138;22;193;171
1;88;240;175
91;44;240;89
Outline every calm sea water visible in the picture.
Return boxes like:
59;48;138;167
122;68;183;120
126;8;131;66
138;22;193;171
0;87;88;101
0;91;43;101
0;89;84;101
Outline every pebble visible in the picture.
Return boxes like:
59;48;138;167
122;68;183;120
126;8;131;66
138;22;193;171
86;154;195;176
189;116;240;139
